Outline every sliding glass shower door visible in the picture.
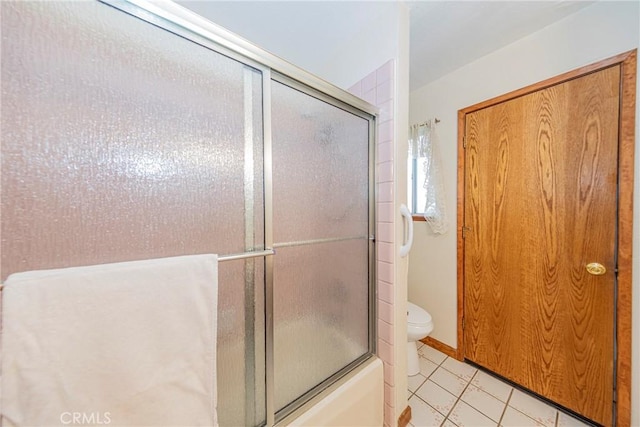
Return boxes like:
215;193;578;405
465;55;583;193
271;80;373;416
1;2;266;425
1;1;376;426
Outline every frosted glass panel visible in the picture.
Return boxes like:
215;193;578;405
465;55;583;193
1;3;265;426
272;81;371;412
1;1;264;278
273;240;369;410
218;260;266;427
271;82;370;243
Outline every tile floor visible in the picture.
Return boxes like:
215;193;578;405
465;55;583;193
408;343;593;427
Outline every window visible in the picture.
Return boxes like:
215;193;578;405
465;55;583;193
407;120;448;233
407;155;427;216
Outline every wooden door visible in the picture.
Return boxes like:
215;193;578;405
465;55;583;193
463;65;620;425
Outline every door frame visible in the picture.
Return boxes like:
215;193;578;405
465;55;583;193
456;50;636;426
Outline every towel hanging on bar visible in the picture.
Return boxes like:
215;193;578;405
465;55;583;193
0;249;276;289
1;255;220;426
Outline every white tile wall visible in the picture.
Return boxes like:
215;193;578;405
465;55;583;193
350;59;397;427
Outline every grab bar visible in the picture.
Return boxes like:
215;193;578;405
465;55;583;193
399;204;414;258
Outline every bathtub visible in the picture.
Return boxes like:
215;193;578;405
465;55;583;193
283;356;384;426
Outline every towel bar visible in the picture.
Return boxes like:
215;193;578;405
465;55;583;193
218;249;275;262
0;249;277;290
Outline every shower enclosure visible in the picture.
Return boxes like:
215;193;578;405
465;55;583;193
0;1;377;425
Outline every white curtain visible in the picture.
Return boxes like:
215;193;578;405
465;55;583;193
409;120;448;234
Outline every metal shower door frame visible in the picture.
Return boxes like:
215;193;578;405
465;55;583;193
98;1;378;425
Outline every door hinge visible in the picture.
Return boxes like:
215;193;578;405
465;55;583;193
462;226;471;238
463;136;467;149
462;317;465;330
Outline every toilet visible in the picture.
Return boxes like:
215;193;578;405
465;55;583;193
407;302;434;376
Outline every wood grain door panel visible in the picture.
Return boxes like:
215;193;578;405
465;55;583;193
463;65;620;425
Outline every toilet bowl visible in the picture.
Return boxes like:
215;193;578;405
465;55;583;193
407;302;434;376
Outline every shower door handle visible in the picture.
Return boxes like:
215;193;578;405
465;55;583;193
399;204;413;258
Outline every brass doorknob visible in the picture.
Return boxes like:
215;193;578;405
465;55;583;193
586;262;606;276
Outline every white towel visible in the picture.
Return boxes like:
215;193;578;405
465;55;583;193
1;255;218;427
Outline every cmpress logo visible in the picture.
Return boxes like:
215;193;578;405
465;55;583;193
60;412;111;425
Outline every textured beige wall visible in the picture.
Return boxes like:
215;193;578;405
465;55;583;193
408;1;639;423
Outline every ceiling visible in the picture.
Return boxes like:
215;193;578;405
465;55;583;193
408;1;594;89
179;1;595;92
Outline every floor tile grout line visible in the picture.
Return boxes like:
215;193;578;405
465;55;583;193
409;373;428;396
508;401;550;426
447;369;505;426
426;355;471;384
413;375;460;410
445;362;537;427
438;363;477;383
429;354;479;387
438;359;503;425
411;357;472;425
417;345;449;369
441;362;477;423
510;387;561;427
419;356;444;381
460;374;518;423
425;356;448;369
410;392;449;426
431;356;462;419
467;370;514;404
421;352;558;426
497;387;515;426
413;350;588;427
465;367;557;425
441;414;459;427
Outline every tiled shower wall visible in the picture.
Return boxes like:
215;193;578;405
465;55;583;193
349;59;396;427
